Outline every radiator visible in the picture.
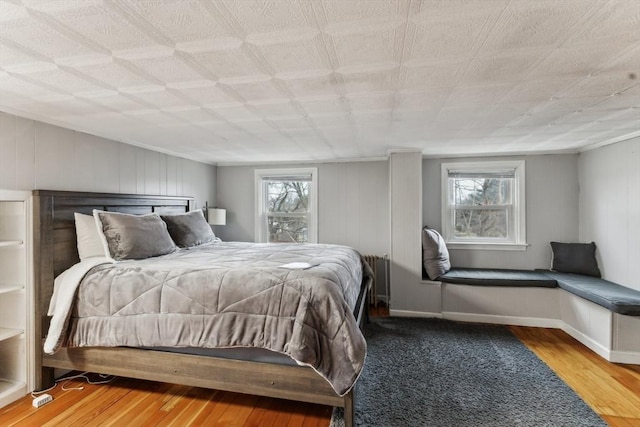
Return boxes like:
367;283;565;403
362;254;389;306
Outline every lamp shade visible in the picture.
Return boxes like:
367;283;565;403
207;208;226;225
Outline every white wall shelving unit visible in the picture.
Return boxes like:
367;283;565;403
0;189;33;408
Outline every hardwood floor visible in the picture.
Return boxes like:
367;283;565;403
0;376;333;427
2;316;639;426
510;326;640;427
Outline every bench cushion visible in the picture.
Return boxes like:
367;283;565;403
544;271;640;316
439;268;558;288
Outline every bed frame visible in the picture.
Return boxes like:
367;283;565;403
32;190;370;426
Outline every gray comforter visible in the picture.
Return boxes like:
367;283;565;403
64;241;369;395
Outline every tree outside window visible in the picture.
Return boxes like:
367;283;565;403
451;176;512;239
255;168;318;244
265;180;309;243
441;161;526;250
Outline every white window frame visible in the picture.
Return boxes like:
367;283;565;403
441;160;527;251
255;168;318;244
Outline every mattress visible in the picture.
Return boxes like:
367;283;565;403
48;241;371;395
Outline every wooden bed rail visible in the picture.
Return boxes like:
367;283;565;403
32;190;365;427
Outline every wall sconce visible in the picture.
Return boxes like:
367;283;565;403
207;208;226;226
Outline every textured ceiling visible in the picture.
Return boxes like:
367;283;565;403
0;0;639;165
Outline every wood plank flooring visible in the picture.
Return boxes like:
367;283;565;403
510;326;640;427
2;320;639;426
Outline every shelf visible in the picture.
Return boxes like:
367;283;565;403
0;379;27;408
0;379;25;393
0;193;31;409
0;328;23;342
0;285;24;294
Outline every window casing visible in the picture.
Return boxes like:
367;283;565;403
255;168;318;244
441;161;526;251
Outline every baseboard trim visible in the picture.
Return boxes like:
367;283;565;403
442;312;563;328
389;309;443;319
561;323;612;361
609;350;640;364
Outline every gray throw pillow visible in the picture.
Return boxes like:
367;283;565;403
550;241;601;277
161;210;216;248
422;227;451;280
94;211;176;261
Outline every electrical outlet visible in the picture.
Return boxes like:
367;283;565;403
32;394;53;408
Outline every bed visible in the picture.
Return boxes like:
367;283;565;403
32;190;371;426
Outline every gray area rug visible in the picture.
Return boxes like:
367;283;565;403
331;317;606;427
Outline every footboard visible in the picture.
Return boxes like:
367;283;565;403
32;190;369;427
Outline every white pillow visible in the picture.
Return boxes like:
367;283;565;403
422;227;451;280
74;212;107;260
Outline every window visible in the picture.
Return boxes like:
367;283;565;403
441;161;526;250
255;168;318;244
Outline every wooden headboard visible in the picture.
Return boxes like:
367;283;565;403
32;190;193;386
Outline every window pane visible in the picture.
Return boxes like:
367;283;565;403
442;161;525;246
452;178;512;206
453;209;508;239
256;168;317;244
268;215;308;243
266;181;309;214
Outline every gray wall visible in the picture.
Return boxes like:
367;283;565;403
389;152;440;314
423;154;580;270
216;161;390;256
0;111;216;208
579;137;640;291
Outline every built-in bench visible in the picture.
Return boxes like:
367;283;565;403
439;268;640;315
439;268;557;288
542;271;640;316
437;267;640;364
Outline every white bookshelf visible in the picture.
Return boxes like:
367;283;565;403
0;328;23;342
0;190;32;409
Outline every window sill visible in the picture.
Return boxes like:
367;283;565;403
445;242;528;251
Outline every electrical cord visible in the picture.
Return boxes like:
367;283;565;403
31;372;116;397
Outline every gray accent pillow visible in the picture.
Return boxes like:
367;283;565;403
94;210;176;261
422;227;451;280
161;210;216;248
550;241;601;278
